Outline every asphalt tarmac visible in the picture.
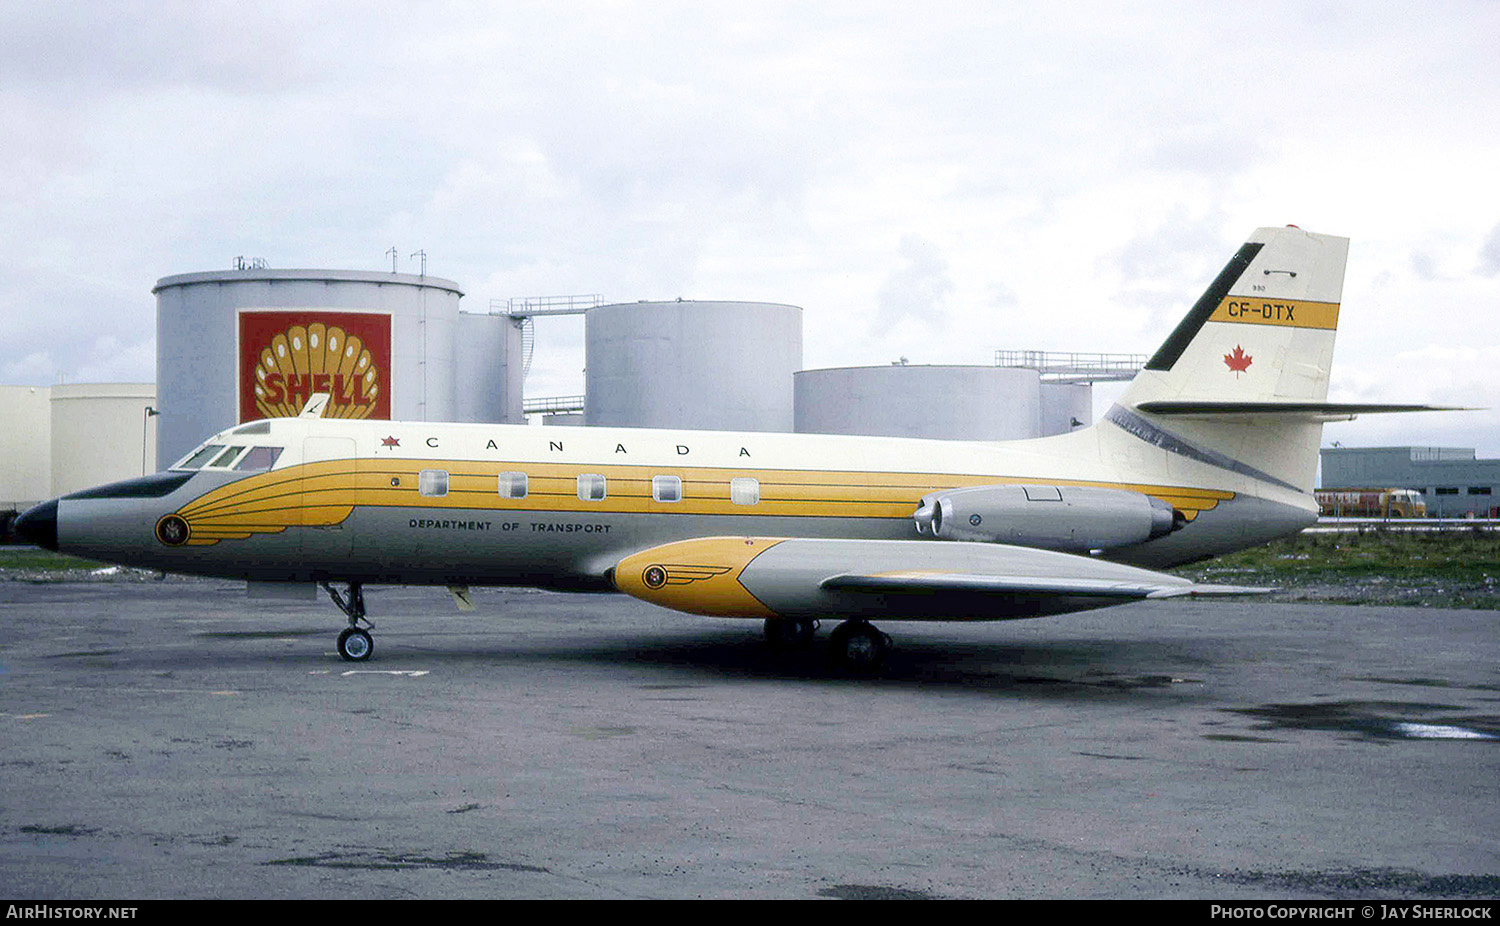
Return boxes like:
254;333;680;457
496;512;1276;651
0;578;1496;900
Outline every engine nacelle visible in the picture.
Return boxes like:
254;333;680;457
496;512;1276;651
912;484;1182;552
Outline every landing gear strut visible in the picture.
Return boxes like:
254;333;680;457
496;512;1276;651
322;582;374;662
763;617;819;651
828;620;891;672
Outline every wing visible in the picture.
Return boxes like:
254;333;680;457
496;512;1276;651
819;571;1263;599
613;537;1266;622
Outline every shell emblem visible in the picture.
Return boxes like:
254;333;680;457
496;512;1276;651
250;322;382;419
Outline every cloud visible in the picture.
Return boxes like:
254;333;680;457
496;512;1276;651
1410;250;1439;281
2;351;55;383
0;3;315;95
875;235;953;330
71;335;156;385
1481;223;1500;277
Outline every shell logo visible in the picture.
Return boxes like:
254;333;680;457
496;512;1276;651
239;311;392;421
252;323;379;418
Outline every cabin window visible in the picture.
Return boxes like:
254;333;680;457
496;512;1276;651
1435;487;1459;496
419;469;449;497
177;444;225;470
209;446;247;468
652;475;683;503
730;477;760;506
1468;486;1492;495
235;446;283;471
577;474;607;501
498;471;528;499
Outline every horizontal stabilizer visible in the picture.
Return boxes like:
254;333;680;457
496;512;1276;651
1134;401;1469;420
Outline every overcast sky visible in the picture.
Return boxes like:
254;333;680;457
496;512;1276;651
4;1;1499;453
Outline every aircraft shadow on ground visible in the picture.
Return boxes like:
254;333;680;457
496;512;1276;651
359;624;1222;701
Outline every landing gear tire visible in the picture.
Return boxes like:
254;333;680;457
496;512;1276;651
764;617;819;651
324;582;374;661
828;620;890;672
336;627;374;662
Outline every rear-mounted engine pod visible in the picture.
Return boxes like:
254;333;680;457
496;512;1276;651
155;514;190;546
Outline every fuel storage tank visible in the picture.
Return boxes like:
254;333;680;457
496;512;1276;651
584;300;802;432
794;365;1051;441
154;269;521;466
1039;381;1093;436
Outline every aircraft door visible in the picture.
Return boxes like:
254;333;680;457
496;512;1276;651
300;437;357;560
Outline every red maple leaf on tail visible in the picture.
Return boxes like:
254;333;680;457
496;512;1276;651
1224;345;1252;377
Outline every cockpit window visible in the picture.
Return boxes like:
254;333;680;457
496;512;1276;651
232;421;272;435
176;444;226;470
209;446;247;468
234;446;284;471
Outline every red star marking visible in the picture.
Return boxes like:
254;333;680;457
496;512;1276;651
381;436;400;447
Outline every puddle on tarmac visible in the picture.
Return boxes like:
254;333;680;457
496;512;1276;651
1224;701;1499;742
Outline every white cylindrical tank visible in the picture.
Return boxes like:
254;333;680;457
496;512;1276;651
455;312;525;425
0;386;56;509
49;383;158;495
1040;382;1093;436
154;269;522;466
794;365;1043;441
585;300;801;432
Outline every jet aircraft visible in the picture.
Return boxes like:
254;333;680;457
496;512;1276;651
14;226;1440;669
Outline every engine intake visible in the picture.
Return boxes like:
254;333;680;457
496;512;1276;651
913;484;1182;553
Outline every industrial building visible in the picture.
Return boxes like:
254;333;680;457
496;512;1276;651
1320;446;1500;518
0;383;157;519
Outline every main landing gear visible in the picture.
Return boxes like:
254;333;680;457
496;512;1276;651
763;617;819;651
827;620;891;673
764;617;892;672
322;581;373;662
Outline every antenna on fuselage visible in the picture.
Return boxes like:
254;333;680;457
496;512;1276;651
299;393;332;419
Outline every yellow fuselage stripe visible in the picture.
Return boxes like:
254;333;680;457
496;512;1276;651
171;458;1234;545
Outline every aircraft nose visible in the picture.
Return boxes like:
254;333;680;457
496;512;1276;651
13;499;59;551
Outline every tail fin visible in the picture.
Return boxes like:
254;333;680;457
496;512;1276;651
1107;226;1350;495
1123;225;1349;407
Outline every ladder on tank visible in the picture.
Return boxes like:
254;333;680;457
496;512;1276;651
489;294;603;380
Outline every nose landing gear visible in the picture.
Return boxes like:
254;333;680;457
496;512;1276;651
322;582;374;661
